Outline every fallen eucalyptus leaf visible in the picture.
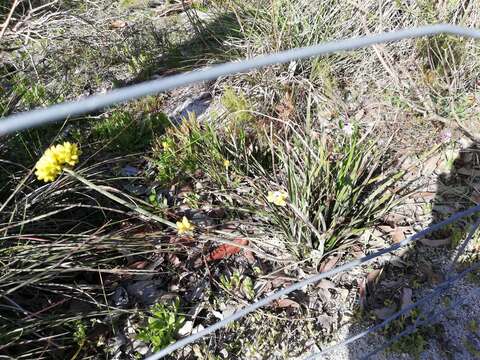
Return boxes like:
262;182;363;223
401;287;413;310
273;298;301;309
420;238;451;247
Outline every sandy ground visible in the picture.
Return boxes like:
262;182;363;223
313;266;480;360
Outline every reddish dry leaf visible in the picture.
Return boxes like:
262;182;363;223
169;233;195;245
167;253;182;268
319;255;340;273
412;191;436;201
272;298;300;309
358;278;367;310
109;20;128;29
366;268;383;291
392;227;406;243
207;238;249;261
128;260;148;270
471;191;480;205
243;250;256;263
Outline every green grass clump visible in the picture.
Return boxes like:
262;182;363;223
221;87;254;123
265;126;403;258
154;113;230;184
219;271;255;300
92;109;169;152
383;309;432;359
464;337;480;358
153;111;270;185
154;114;224;183
389;330;428;359
137;299;185;352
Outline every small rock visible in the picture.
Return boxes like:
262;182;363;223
148;0;166;7
184;279;208;302
317;288;331;303
169;92;212;124
121;165;140;177
178;320;194;336
413;224;423;232
317;279;336;289
126;280;166;305
336;288;350;302
113;287;129;308
123;183;148;195
190;211;215;227
191;324;205;334
108;332;127;359
132;340;149;355
220;349;229;358
401;287;413;310
316;314;335;333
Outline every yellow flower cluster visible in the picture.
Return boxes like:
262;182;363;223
35;142;80;182
176;216;195;234
162;141;172;151
267;190;288;207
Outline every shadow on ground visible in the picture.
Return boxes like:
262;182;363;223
336;142;480;359
123;10;242;85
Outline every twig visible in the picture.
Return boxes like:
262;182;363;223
0;0;20;41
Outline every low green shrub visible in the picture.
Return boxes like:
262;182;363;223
137;299;185;352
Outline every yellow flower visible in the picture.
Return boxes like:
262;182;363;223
223;159;231;168
35;142;80;183
267;190;288;207
162;141;171;151
53;142;80;167
35;148;63;182
176;216;195;234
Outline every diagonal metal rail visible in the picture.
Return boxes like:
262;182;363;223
306;218;480;359
146;205;480;360
1;24;480;136
2;22;480;360
362;286;480;359
305;266;479;358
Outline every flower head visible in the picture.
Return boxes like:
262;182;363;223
439;129;452;143
54;142;80;166
176;216;195;234
267;190;288;207
223;159;231;168
162;141;172;151
342;123;354;136
35;142;80;183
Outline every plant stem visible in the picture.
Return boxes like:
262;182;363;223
64;168;177;229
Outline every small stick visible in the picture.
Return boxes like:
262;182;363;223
0;0;21;41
